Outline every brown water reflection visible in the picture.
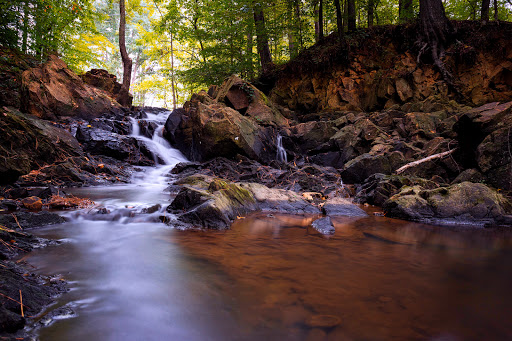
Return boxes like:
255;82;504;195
168;213;512;341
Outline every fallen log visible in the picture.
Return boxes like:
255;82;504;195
395;149;457;175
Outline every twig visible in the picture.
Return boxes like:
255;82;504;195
0;292;30;310
395;149;457;174
11;213;22;230
19;290;23;317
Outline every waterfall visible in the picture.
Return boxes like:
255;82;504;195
276;134;287;163
129;111;187;166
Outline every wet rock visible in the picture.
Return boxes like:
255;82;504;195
0;261;66;335
21;196;42;211
75;125;154;166
322;197;368;217
383;182;512;226
0;211;65;230
240;182;320;214
21;55;121;120
311;217;335;235
167;175;320;229
0;199;19;212
168;175;256;229
0;107;82;185
15;156;131;187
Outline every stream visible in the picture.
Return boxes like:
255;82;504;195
22;111;512;340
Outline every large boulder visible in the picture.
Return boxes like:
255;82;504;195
164;93;276;163
383;182;512;226
21;55;121;120
211;75;288;126
0;107;82;184
167;175;320;229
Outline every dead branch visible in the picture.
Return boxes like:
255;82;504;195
395;149;457;175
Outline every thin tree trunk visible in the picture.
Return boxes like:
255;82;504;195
119;0;133;106
246;23;255;79
314;0;320;41
333;0;343;39
493;0;498;20
287;0;297;58
22;1;29;53
368;0;374;27
253;1;273;73
319;0;324;39
295;0;303;50
170;30;176;110
481;0;490;22
399;0;413;22
347;0;356;31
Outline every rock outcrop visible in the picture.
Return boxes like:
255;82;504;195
383;182;511;226
164;75;288;163
21;55;121;120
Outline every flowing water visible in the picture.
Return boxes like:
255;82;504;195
276;134;288;163
22;111;512;340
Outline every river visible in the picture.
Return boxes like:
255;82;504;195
22;111;512;340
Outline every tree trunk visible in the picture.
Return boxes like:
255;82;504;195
170;30;177;110
295;0;303;50
418;0;456;92
347;0;356;32
118;0;133;107
246;23;255;80
253;1;273;74
481;0;490;22
286;0;298;58
314;0;320;41
22;1;29;53
333;0;344;39
399;0;414;22
368;0;374;27
319;0;324;39
493;0;498;20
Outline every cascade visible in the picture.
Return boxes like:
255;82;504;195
276;134;287;163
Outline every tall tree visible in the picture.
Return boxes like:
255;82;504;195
418;0;455;90
493;0;498;20
368;0;374;27
315;0;324;41
118;0;133;106
399;0;414;22
347;0;356;31
481;0;491;22
333;0;343;38
253;1;273;73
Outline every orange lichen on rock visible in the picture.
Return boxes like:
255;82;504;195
46;195;95;210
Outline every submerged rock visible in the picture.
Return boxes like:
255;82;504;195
383;182;512;226
311;217;335;235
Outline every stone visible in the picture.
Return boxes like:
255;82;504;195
0;107;82;184
0;211;65;230
311;217;335;235
21;196;42;211
383;182;512;226
21;55;121;120
341;152;405;184
322;197;368;217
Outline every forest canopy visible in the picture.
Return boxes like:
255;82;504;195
1;0;511;107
